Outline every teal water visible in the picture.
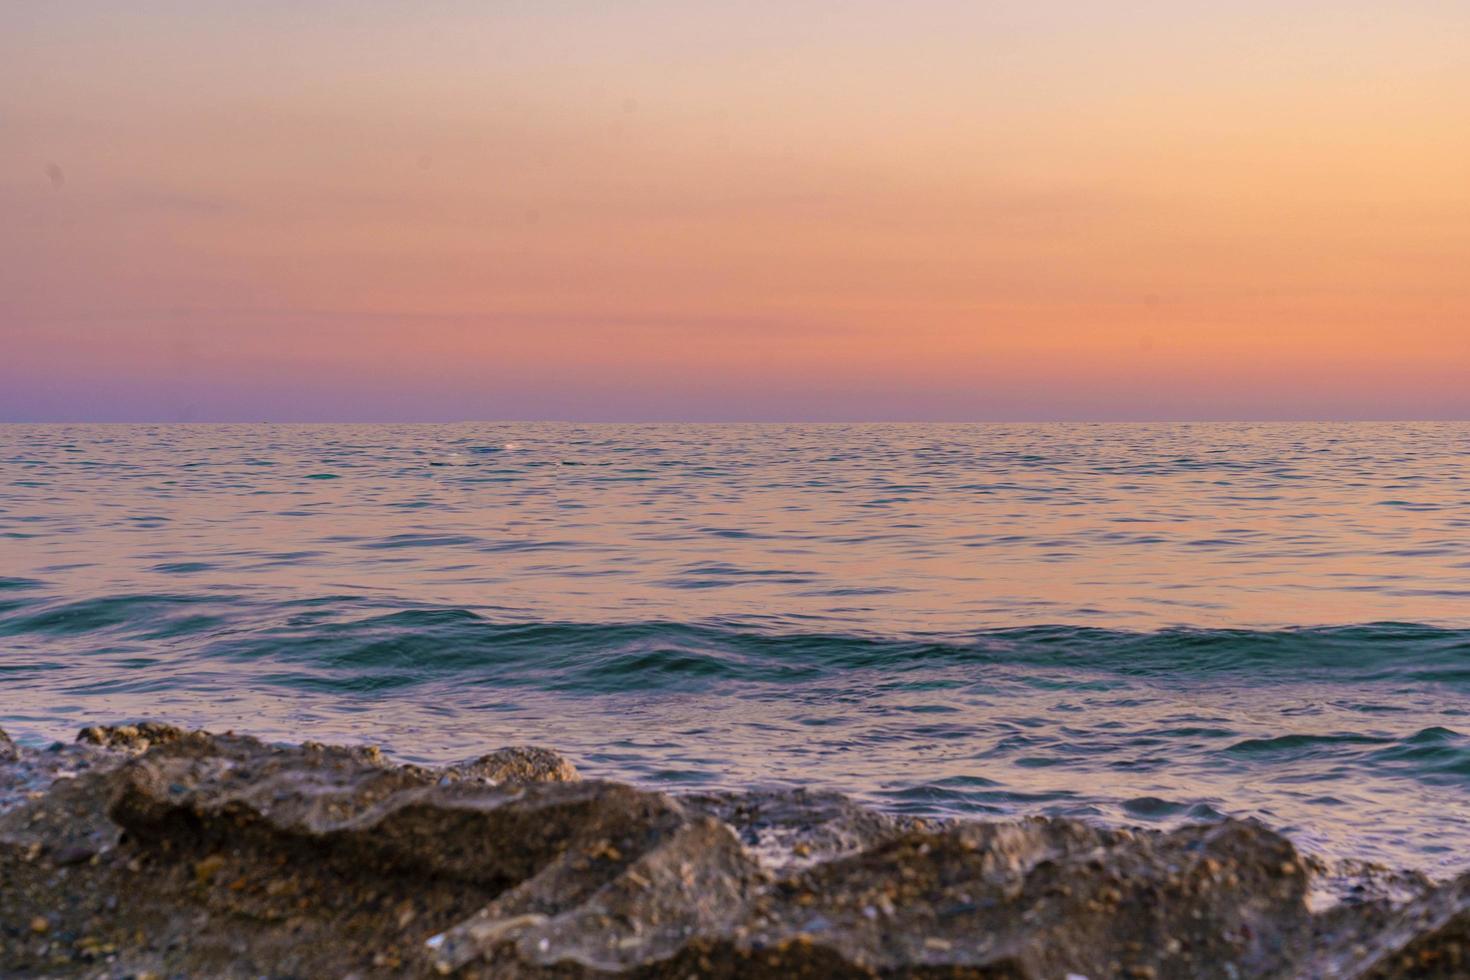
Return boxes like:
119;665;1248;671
2;422;1469;872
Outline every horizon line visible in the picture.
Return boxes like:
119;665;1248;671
4;418;1469;426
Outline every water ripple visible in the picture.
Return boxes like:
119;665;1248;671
3;421;1470;873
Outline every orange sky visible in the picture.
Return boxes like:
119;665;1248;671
3;2;1468;420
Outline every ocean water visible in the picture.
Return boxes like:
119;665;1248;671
2;422;1469;874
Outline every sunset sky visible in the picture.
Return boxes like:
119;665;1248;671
3;1;1468;421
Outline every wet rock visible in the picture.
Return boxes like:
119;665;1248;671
1309;873;1470;978
0;722;1466;978
0;725;17;762
0;749;124;864
77;721;188;754
430;815;760;974
439;746;580;784
108;731;678;889
684;786;913;870
738;817;1313;979
104;733;696;975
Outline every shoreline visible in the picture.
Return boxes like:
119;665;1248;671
1;722;1466;978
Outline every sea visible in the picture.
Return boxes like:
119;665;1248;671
2;422;1468;874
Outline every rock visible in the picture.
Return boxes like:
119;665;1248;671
429;815;759;974
1308;873;1470;978
0;721;1464;978
439;746;580;784
77;721;188;754
736;817;1313;979
684;786;914;870
107;731;676;889
0;726;17;762
0;758;124;865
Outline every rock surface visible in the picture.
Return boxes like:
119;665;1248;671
0;723;1467;978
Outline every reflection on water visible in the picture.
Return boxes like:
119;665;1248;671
1;422;1468;872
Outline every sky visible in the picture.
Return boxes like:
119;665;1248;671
3;1;1468;421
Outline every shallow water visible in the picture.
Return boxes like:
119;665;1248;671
2;422;1468;873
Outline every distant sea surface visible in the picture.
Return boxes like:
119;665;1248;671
3;422;1469;873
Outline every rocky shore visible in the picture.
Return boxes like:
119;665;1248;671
1;723;1466;978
